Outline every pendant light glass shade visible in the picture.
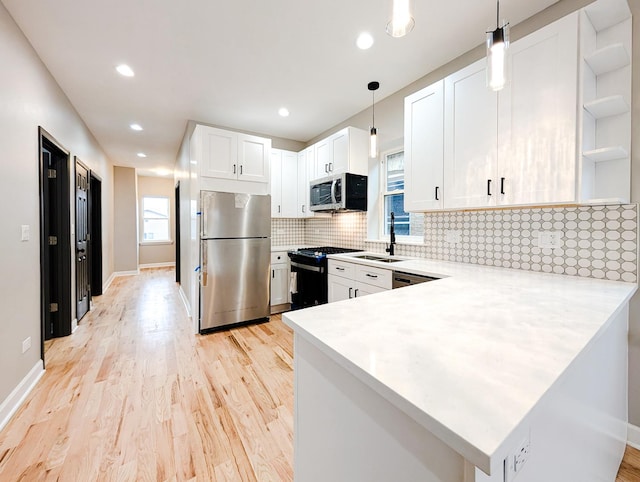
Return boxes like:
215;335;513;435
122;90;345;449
369;127;378;159
486;1;509;91
368;81;380;159
386;0;415;38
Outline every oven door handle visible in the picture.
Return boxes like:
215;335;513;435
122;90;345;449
291;261;324;273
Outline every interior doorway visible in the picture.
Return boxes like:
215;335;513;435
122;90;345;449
39;127;72;359
89;172;103;297
175;182;181;284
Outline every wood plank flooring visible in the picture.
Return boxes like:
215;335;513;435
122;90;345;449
0;267;638;481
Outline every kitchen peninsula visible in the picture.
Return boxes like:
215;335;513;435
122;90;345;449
283;257;636;482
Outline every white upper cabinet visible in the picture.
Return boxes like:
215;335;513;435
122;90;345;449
310;127;368;180
297;147;315;217
443;60;497;209
404;80;445;211
405;11;588;211
271;149;298;218
197;125;270;184
498;12;578;205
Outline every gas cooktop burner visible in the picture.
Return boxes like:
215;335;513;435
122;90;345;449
295;246;360;257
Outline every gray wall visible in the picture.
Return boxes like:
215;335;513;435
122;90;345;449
0;2;114;404
113;167;138;272
138;175;175;266
308;0;640;428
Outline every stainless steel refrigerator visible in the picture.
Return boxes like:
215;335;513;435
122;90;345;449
199;191;271;332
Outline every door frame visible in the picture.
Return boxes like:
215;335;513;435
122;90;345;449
38;127;72;360
175;181;181;284
89;171;103;297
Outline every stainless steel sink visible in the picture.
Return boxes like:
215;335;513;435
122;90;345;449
352;254;403;263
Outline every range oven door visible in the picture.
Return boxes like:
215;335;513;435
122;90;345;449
289;259;328;309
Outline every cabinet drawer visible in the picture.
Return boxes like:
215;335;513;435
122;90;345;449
327;259;355;279
355;265;392;290
271;251;289;265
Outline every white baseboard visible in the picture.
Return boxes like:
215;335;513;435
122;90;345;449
139;262;176;269
178;286;191;319
71;318;78;333
628;423;640;450
102;272;116;293
112;269;140;277
0;360;44;432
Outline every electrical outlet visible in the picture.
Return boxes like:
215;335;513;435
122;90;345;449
504;434;531;481
22;337;31;353
537;231;562;249
445;229;462;245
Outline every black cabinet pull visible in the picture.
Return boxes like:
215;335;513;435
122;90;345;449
240;165;243;175
348;287;353;299
487;179;492;196
500;177;505;195
233;164;236;174
435;186;440;201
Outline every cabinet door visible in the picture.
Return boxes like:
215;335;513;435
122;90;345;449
404;80;445;211
270;263;289;306
498;12;578;205
330;128;349;174
201;127;237;179
354;281;387;298
328;274;353;303
315;139;331;179
444;59;498;209
281;151;298;217
271;150;283;217
238;133;270;183
297;149;314;217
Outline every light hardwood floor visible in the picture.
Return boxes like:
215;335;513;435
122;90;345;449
0;267;638;481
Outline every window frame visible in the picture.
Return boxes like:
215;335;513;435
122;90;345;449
140;195;172;245
379;148;423;244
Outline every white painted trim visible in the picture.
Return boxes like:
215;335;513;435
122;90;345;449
112;269;140;277
178;286;192;319
628;423;640;450
0;360;44;432
139;262;176;269
102;272;116;293
71;318;78;333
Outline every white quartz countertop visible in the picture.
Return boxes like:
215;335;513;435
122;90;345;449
271;244;311;252
283;253;637;474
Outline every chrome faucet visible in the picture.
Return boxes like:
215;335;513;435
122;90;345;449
386;212;396;256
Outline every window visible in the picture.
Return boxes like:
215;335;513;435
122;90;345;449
142;196;170;242
380;150;424;240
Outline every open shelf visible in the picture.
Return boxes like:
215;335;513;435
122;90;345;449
584;43;629;75
584;95;629;119
583;146;628;162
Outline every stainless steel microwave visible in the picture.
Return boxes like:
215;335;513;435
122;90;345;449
309;172;367;212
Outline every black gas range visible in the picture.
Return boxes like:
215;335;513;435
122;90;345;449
288;246;361;309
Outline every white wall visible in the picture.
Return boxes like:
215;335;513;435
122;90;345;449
0;2;114;404
113;167;138;272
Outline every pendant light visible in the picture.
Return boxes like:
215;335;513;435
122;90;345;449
368;81;380;159
486;0;509;91
386;0;415;38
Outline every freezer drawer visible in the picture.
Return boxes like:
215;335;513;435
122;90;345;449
200;237;270;331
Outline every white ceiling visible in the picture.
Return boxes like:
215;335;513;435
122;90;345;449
2;0;558;177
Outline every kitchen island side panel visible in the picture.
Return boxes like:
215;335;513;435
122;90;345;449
293;334;468;482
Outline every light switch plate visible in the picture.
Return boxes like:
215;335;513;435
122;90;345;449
445;229;462;245
21;225;29;241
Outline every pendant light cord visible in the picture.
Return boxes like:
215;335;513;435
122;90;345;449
372;90;375;127
496;0;500;28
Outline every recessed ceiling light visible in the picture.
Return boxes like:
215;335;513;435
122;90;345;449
137;152;147;158
116;64;135;77
130;123;143;131
356;32;374;50
278;107;290;117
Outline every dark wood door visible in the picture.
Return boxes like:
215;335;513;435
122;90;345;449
75;159;90;321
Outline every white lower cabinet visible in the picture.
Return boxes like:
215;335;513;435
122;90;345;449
328;260;391;303
270;251;290;310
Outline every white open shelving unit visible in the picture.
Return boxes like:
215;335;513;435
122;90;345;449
579;0;632;204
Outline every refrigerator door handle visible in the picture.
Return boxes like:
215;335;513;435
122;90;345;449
202;242;208;286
